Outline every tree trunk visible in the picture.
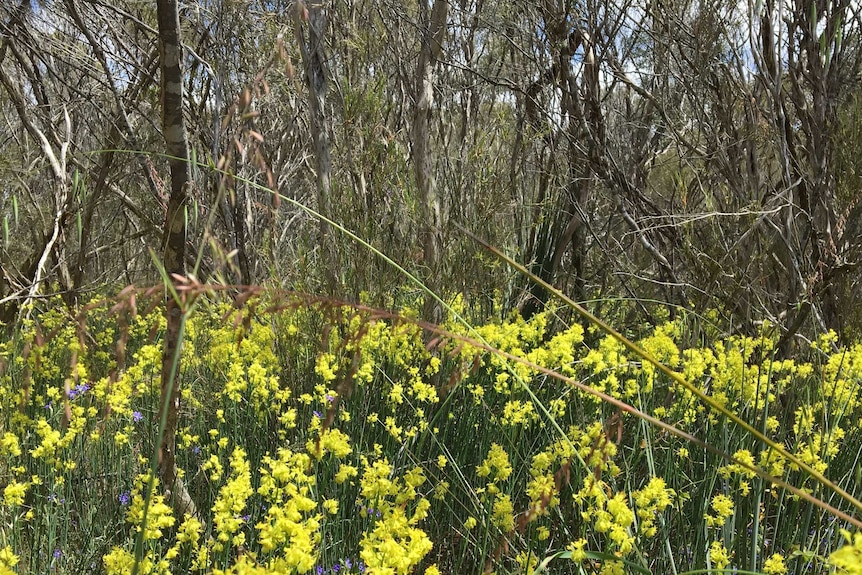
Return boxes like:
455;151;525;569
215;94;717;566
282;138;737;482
295;1;338;292
155;0;197;518
412;0;448;326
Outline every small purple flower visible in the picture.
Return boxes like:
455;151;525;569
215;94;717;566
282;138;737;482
333;563;341;573
132;411;143;423
358;562;365;573
344;559;352;570
44;401;53;410
69;383;91;400
118;491;131;506
316;567;325;575
325;394;334;403
191;445;201;455
53;548;62;559
313;411;322;418
366;507;381;518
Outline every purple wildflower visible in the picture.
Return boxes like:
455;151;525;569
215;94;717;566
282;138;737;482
118;491;131;506
69;383;91;400
132;411;143;423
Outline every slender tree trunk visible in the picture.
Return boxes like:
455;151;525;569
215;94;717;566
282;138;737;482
295;2;337;291
412;0;448;325
155;0;197;518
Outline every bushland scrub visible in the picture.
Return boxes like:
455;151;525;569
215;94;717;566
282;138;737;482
3;285;862;575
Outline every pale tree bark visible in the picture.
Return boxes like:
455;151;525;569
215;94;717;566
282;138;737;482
0;49;73;318
1;4;76;309
412;0;448;325
155;0;197;518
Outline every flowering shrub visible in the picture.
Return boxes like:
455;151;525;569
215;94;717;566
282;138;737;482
0;293;861;573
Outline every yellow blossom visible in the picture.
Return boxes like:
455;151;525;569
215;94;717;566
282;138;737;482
323;499;339;514
567;538;588;562
764;553;788;575
709;540;731;570
705;494;734;527
831;530;862;574
0;546;19;568
3;481;28;506
477;443;512;483
0;433;21;457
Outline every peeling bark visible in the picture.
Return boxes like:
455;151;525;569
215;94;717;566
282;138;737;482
412;0;448;325
155;0;197;519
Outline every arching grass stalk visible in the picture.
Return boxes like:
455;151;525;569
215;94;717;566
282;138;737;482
101;151;862;567
196;153;861;526
391;311;862;529
95;153;668;513
458;224;862;522
267;289;862;531
165;154;600;482
131;252;202;575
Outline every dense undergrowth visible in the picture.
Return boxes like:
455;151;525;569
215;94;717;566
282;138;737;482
2;290;862;575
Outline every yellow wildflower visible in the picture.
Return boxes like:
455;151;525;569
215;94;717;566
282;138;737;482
0;433;20;457
567;538;588;562
709;540;731;569
831;530;862;574
763;553;788;575
705;494;734;527
3;481;28;506
0;546;19;568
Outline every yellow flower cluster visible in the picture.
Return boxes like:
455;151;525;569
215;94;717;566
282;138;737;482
477;443;513;489
763;553;788;575
704;494;734;528
632;477;675;537
709;540;732;569
831;530;862;574
358;457;434;573
255;448;321;570
125;474;176;541
212;446;253;551
3;480;28;506
0;546;19;575
719;449;758;495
